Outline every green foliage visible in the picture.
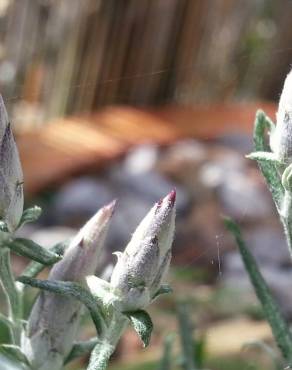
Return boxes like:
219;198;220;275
250;110;284;210
127;310;153;348
177;303;197;370
18;206;42;228
157;334;174;370
4;238;61;265
224;218;292;367
0;345;29;367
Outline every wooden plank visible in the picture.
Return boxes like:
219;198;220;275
17;103;276;195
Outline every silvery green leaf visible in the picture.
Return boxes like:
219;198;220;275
282;163;292;191
246;151;281;164
17;276;104;335
252;110;284;213
127;310;153;348
18;206;42;228
158;334;175;370
225;217;292;365
0;353;29;370
20;241;67;279
177;303;197;370
5;238;61;265
0;345;29;366
0;96;23;232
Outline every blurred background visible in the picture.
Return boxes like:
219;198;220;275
2;0;292;369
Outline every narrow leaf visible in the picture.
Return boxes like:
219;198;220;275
158;334;174;370
246;151;280;164
0;345;29;366
5;238;61;265
252;110;284;209
224;217;292;364
17;276;104;335
127;310;153;347
177;303;196;370
18;206;42;228
20;241;67;279
87;341;114;370
65;337;98;364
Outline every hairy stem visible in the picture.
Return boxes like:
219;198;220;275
0;249;23;345
88;312;128;370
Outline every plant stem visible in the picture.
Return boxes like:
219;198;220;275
87;312;128;370
0;248;23;345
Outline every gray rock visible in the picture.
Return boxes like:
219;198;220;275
224;254;292;318
161;139;207;164
109;168;190;215
52;177;115;225
246;227;291;267
199;152;245;189
223;231;292;318
217;173;272;221
215;133;253;154
122;144;160;175
107;193;153;252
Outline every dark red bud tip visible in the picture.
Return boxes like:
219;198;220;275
168;189;176;205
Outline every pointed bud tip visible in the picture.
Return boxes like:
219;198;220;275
103;199;117;216
168;189;176;204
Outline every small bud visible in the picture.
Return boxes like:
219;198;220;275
22;202;115;370
270;70;292;163
110;191;176;312
0;95;23;231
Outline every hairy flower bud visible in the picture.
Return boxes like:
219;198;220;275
0;95;23;231
110;190;176;312
270;70;292;163
22;202;115;370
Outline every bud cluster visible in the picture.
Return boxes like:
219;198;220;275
0;94;176;370
23;192;176;369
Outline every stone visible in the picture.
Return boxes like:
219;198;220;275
122;144;160;175
217;173;272;221
109;168;190;215
51;176;115;226
215;133;253;154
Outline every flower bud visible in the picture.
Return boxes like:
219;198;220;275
110;190;176;312
0;95;24;231
270;70;292;163
22;202;115;370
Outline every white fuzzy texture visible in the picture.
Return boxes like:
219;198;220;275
270;70;292;163
22;203;115;370
0;95;23;230
110;192;176;311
